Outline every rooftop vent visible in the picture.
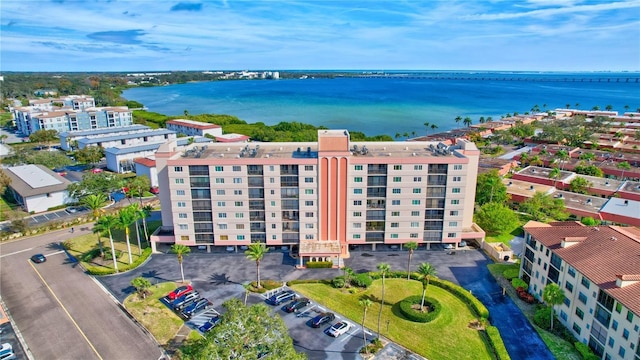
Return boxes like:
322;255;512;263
529;185;534;190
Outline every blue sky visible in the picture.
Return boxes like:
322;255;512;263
1;0;639;72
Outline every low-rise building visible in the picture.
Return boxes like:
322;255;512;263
77;128;176;150
520;221;640;360
166;119;223;138
59;125;150;150
4;165;73;213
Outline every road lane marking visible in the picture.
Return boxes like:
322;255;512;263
28;260;103;360
0;247;34;258
45;250;65;257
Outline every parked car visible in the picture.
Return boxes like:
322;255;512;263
172;291;200;310
91;168;103;174
459;241;467;247
311;312;335;328
444;243;454;250
283;298;310;313
198;316;221;333
182;298;212;318
328;321;351;337
266;290;296;306
167;285;193;300
0;343;15;360
30;254;46;263
150;186;160;194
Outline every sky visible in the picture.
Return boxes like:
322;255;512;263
1;0;639;72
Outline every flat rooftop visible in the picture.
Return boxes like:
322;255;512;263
553;190;607;214
504;178;554;197
8;164;62;188
517;166;574;181
60;125;149;137
600;197;640;218
620;181;640;194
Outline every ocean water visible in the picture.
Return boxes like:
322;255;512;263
123;72;640;137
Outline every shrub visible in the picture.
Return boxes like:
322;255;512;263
575;342;600;360
287;279;331;286
306;261;333;268
485;326;511;360
80;248;101;262
332;277;345;288
352;273;373;288
248;280;282;293
511;278;528;291
398;295;442;323
85;247;152;275
502;268;520;280
533;306;552;331
103;249;122;261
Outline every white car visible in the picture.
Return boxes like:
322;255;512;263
444;244;454;250
328;321;351;337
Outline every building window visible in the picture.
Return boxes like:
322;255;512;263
392;200;400;205
413;188;421;194
214;166;223;172
626;311;634;322
454;165;462;170
235;213;244;218
578;292;587;304
413;176;422;182
305;189;314;194
411;211;420;216
452;188;461;193
353;223;361;229
354;177;363;183
353;234;361;239
235;201;243;206
176;189;185;196
391;211;400;216
623;329;629;340
219;224;227;230
450;210;459;216
414;165;423;170
174;166;183;172
412;200;420;205
615;303;622;313
449;221;458;227
237;235;245;240
234;190;242;195
354;189;363;194
394;165;402;170
305;212;314;218
572;323;581;335
233;178;242;184
218;213;227;218
612;320;618;330
216;190;225;195
353;212;362;217
217;201;226;207
576;308;584;319
354;200;362;206
236;224;244;230
390;234;399;238
567;266;576;277
178;224;188;230
354;165;363;170
565;282;573;293
393;177;402;182
560;310;567;321
305;165;314;171
618;347;625;357
448;233;456;238
215;178;224;184
180;236;189;241
175;178;184;184
410;221;419;228
451;200;460;205
178;213;187;219
233;166;241;172
270;201;276;206
391;223;399;228
305;177;313;183
453;176;461;182
305;201;314;206
581;277;590;289
305;223;314;229
392;189;401;194
177;202;186;207
608;337;614;348
219;235;228;240
410;233;418;238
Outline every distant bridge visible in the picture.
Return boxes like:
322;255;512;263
355;75;640;83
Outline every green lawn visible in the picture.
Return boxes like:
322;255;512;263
124;282;183;345
291;279;494;360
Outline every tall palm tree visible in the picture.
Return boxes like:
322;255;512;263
430;124;438;133
519;152;530;166
423;122;430;136
417;263;437;311
245;243;269;288
376;263;390;338
139;205;153;244
463;117;472;127
94;215;119;272
82;193;108;257
549;168;561;189
479;116;485;124
617;161;631;180
542;283;565;331
486;116;493;122
404;241;418;280
555;150;569;171
359;298;373;354
454;116;462;126
171;244;191;284
115;206;137;264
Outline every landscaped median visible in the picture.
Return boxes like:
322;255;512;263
289;274;510;360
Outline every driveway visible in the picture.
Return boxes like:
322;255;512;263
98;248;553;360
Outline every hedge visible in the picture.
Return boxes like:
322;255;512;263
398;295;442;323
485;326;511;360
248;280;282;293
511;278;528;291
574;342;600;360
502;268;520;280
306;261;333;268
287;279;331;286
85;247;152;275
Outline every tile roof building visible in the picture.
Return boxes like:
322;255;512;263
151;130;485;266
521;221;640;359
166;119;223;138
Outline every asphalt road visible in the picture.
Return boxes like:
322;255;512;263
99;247;553;360
0;229;164;360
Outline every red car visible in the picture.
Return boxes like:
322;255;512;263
167;285;193;300
150;186;160;194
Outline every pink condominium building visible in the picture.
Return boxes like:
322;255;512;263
153;130;484;266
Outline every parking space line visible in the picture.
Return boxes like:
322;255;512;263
28;259;103;360
45;250;66;257
0;247;34;258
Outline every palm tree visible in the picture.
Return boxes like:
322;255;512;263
171;244;191;284
139;205;153;244
555;149;569;172
549;168;561;189
430;124;438;133
479;116;485;124
520;152;530;166
486;116;493;122
82;193;108;257
359;298;373;354
94;215;119;272
115;206;137;264
617;161;631;180
423;122;430;136
605;104;613;111
245;243;269;288
542;283;566;331
343;266;354;287
454;116;462;126
417;263;437;311
404;241;418;280
565;104;571;109
376;262;390;338
463;117;472;127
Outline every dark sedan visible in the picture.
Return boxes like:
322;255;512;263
30;254;46;263
283;298;310;313
198;316;221;333
182;298;212;318
311;312;335;328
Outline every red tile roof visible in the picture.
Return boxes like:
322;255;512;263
524;221;640;316
166;119;220;130
133;157;156;167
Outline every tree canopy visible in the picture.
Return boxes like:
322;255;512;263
67;172;124;199
475;170;509;206
74;146;104;165
519;192;569;222
2;149;73;169
179;298;305;360
474;202;520;235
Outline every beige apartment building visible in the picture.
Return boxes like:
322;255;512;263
521;221;640;360
152;130;484;266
